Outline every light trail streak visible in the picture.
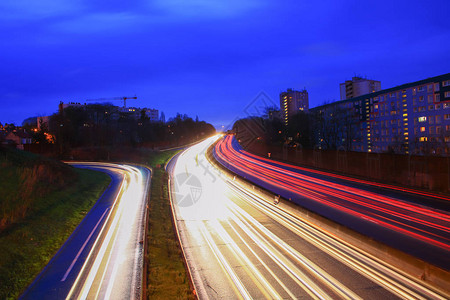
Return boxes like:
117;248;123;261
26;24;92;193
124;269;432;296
200;222;252;300
169;136;449;299
226;202;361;300
226;181;447;299
242;142;450;202
214;135;450;252
65;163;149;300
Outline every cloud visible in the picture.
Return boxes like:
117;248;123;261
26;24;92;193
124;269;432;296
0;0;84;20
151;0;267;19
51;12;145;33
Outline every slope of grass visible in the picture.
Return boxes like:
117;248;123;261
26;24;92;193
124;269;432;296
145;150;195;299
0;147;110;299
0;146;78;229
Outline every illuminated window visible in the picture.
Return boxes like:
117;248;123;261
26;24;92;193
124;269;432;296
420;137;427;142
420;127;426;132
418;116;427;122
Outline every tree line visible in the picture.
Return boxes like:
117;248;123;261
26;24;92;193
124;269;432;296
31;104;215;155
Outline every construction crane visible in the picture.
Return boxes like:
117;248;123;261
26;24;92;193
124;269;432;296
85;96;137;108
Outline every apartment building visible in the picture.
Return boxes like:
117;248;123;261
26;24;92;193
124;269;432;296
280;88;309;126
314;73;450;155
340;77;381;100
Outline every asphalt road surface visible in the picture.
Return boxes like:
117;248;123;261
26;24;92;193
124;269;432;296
21;163;150;300
168;135;449;299
214;135;450;271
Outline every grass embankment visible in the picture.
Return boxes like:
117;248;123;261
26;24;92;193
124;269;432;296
145;150;195;299
0;147;110;299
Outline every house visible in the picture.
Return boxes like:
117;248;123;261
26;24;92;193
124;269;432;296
5;131;33;150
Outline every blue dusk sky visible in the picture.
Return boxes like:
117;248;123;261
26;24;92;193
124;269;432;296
1;0;449;128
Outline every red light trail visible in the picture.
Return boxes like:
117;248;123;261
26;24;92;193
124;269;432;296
214;135;450;252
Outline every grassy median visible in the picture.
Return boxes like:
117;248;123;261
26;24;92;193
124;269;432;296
0;154;110;300
145;150;195;299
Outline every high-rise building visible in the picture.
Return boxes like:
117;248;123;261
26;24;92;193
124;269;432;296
340;77;381;100
280;88;309;126
312;73;450;155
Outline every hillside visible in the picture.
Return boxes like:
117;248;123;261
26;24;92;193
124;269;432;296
0;146;111;298
0;146;77;230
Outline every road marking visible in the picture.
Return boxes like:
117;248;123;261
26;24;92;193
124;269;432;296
61;208;110;282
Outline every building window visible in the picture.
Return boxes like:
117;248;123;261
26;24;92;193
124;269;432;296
429;105;434;111
428;95;434;103
436;94;440;101
445;91;450;98
444;103;450;109
418;86;424;91
435;83;440;91
437;126;442;134
420;126;426;132
429;116;434;124
419;96;424;101
446;125;450;131
443;80;450;87
428;85;433;92
430;126;435;134
445;114;450;120
418;116;427;122
435;104;441;109
420;137;427;142
436;115;442;124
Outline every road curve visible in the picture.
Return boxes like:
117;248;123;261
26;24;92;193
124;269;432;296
168;135;449;299
214;135;450;271
21;162;150;300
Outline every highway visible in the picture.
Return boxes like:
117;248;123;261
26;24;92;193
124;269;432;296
21;162;150;300
168;135;449;299
214;135;450;270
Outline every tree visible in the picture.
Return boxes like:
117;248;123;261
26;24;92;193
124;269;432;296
286;111;316;148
